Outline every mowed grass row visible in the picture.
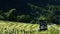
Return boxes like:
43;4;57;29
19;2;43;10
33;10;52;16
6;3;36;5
0;21;39;31
0;20;39;34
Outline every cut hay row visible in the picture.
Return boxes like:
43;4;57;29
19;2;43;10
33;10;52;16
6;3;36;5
0;21;39;31
0;21;39;34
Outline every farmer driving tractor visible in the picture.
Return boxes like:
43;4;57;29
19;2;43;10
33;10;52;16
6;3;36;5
38;16;47;31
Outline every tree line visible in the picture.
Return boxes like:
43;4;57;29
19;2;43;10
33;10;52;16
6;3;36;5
0;3;60;24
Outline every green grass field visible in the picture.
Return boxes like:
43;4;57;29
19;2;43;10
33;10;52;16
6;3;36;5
56;25;60;28
0;20;60;34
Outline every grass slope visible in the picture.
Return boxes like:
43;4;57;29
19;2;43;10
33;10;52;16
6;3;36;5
0;20;60;34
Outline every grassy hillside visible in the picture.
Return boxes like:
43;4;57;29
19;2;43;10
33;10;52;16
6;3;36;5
0;20;60;34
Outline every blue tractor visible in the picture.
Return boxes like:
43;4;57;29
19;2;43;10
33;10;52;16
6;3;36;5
39;20;47;31
38;16;47;31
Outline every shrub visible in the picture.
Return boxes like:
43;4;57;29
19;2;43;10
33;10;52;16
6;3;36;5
17;15;31;23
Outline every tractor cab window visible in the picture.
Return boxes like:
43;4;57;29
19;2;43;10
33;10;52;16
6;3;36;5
39;20;47;31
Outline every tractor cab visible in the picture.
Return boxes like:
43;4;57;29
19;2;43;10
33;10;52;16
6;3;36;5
38;16;47;31
39;20;47;31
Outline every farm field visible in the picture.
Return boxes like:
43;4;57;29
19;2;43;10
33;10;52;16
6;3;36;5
0;20;60;34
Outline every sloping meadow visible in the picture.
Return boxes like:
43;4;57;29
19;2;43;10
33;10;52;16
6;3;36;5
0;20;60;34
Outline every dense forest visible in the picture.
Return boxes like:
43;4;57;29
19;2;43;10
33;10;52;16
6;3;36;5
0;0;60;24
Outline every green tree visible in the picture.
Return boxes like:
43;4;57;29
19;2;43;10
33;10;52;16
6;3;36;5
28;3;60;23
4;8;16;20
0;10;5;20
